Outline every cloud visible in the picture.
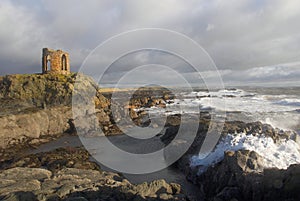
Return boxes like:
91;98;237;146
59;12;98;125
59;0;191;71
206;24;215;32
0;0;299;86
0;0;46;74
198;61;300;87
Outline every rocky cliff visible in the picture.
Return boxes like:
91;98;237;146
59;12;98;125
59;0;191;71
0;73;110;148
0;73;175;149
0;74;190;200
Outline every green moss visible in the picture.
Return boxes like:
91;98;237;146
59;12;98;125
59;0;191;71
0;73;77;107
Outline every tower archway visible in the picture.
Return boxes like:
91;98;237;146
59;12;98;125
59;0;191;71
62;54;67;71
46;55;51;71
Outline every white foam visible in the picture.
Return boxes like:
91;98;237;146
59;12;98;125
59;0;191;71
191;133;300;170
169;89;300;130
138;88;300;130
182;89;255;98
178;89;300;113
262;113;300;131
275;98;300;107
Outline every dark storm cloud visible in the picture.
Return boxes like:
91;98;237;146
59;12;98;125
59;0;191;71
0;0;299;86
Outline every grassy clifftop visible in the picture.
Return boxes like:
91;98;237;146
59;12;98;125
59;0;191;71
0;73;110;115
0;73;77;107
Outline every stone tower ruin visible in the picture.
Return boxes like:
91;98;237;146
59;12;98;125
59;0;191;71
42;48;70;75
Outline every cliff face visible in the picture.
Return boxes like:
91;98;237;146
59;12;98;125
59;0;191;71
0;73;174;148
0;73;110;148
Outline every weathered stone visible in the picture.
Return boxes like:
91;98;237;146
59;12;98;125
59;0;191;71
0;179;41;195
170;182;181;194
159;193;173;200
0;167;52;181
0;167;186;201
0;147;100;172
0;73;115;148
42;48;70;75
0;106;73;148
134;179;173;198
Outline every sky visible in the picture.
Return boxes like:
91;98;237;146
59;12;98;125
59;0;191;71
0;0;300;87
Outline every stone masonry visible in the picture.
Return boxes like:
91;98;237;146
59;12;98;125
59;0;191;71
42;48;70;75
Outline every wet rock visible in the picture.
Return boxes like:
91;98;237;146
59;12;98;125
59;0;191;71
263;165;300;201
214;187;241;201
0;147;100;172
0;167;187;201
223;121;297;142
192;150;300;201
1;192;38;201
194;150;263;200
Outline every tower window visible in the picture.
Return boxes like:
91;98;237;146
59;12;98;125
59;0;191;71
61;54;67;71
46;55;51;71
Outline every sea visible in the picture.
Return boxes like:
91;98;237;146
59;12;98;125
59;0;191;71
143;87;300;170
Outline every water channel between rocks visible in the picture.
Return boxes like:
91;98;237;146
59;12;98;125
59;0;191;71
26;134;203;200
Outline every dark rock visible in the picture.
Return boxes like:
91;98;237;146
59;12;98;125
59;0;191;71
0;147;100;172
191;150;300;201
1;191;38;201
222;121;297;142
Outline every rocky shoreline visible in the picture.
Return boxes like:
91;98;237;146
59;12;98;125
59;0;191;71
0;167;185;201
0;147;187;201
193;150;300;201
1;73;300;201
0;73;173;149
0;73;191;201
160;118;300;201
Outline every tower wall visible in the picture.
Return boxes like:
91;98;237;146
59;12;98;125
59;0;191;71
42;48;70;75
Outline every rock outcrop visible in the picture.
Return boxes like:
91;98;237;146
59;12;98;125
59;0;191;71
0;74;175;148
161;117;299;174
222;121;299;142
159;116;300;200
193;150;300;201
0;167;187;201
0;147;99;171
0;147;187;201
0;73;111;149
0;106;72;148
